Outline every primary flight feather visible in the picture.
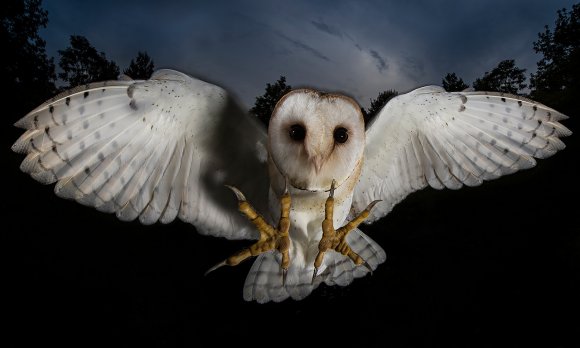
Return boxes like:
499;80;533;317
12;69;571;303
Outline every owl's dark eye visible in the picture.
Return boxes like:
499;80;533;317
289;124;306;141
333;127;349;143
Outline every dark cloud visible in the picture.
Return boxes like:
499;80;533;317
402;56;425;81
311;20;343;39
276;32;331;62
369;50;388;73
38;0;577;108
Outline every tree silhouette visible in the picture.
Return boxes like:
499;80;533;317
1;0;56;115
364;89;398;123
124;51;154;80
530;4;580;112
250;76;292;127
472;59;527;95
58;35;119;88
442;72;469;92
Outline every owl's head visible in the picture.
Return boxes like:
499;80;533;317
268;89;365;192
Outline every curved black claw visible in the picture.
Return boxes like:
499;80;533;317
329;179;336;197
363;261;373;275
204;260;227;276
225;185;246;201
311;267;318;285
210;184;292;283
313;180;381;281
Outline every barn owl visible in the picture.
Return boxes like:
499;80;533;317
12;69;571;303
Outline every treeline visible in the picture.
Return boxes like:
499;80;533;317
2;0;578;128
381;5;580;120
251;4;579;125
2;0;154;116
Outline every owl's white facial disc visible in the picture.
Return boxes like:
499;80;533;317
268;89;365;192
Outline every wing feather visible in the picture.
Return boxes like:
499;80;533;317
12;69;268;240
140;138;186;225
354;88;571;223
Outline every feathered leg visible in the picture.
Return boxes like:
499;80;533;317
205;180;291;285
312;179;380;283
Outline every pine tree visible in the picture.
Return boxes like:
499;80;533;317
472;59;527;95
442;72;469;92
250;76;292;126
1;0;56;115
530;4;580;112
124;51;154;80
364;90;398;122
58;35;119;88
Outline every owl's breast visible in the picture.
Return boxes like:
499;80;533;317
265;154;362;269
274;170;359;229
268;186;353;269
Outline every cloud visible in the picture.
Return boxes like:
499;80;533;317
311;20;343;39
40;0;576;108
369;50;388;73
402;55;425;81
276;32;331;62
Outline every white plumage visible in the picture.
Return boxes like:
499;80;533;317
12;70;571;303
355;86;571;222
13;70;268;240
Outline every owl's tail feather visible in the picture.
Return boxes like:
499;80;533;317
243;229;386;303
320;228;387;286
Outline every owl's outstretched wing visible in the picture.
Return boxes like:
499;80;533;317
352;86;571;223
12;69;268;240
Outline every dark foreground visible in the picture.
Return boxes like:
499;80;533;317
3;114;579;347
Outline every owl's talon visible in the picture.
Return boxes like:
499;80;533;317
365;200;382;213
311;267;318;284
313;180;380;275
328;179;336;197
205;185;291;284
363;261;373;275
225;185;246;201
204;260;227;276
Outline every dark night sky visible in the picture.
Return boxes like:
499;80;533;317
41;0;576;108
4;1;580;347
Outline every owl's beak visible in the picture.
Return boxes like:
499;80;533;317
305;139;329;174
308;154;326;174
312;155;325;174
